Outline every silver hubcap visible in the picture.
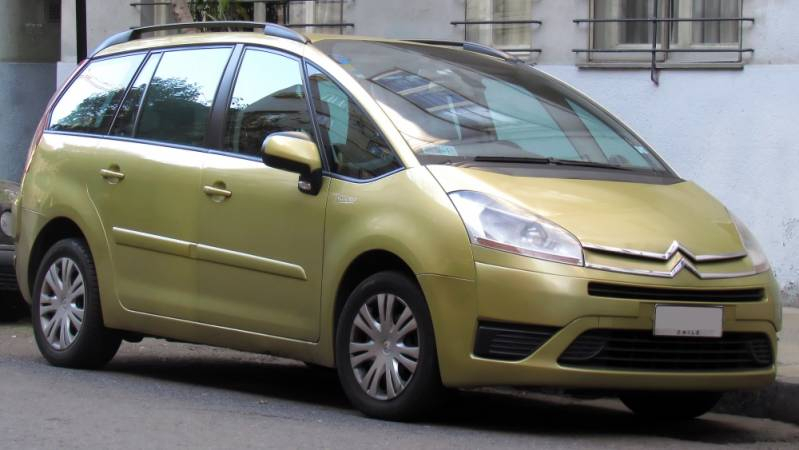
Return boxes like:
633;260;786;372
349;293;419;400
39;257;85;350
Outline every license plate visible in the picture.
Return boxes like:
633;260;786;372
654;305;723;338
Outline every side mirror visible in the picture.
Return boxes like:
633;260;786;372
261;132;323;195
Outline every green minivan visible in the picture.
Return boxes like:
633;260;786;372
14;22;781;421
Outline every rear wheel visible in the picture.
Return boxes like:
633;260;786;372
620;391;722;420
335;271;443;421
32;238;121;368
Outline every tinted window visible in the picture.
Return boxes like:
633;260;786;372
223;49;314;156
136;48;231;147
49;54;145;134
110;53;161;137
306;64;401;179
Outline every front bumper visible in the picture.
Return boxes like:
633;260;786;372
420;253;780;391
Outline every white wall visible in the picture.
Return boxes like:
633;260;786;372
85;0;141;54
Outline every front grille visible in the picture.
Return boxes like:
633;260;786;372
558;329;773;371
588;282;764;302
474;321;558;361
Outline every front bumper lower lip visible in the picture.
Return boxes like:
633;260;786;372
461;316;777;391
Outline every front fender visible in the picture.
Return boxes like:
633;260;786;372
315;167;476;366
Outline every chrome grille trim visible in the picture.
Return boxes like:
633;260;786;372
584;259;758;280
582;241;756;280
583;241;747;263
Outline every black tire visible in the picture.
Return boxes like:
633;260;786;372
31;238;121;369
335;271;443;421
619;391;723;420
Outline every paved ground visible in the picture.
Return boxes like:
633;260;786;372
2;321;799;449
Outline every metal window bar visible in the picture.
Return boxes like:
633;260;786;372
452;1;542;56
130;1;354;35
573;0;754;84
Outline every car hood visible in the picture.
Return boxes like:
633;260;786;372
427;165;744;255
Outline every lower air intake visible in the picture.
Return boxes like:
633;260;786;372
474;321;558;361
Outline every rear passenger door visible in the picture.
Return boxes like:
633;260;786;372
194;47;327;341
85;46;233;319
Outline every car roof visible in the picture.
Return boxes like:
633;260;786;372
92;31;428;59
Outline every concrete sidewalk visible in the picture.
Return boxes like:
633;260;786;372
716;307;799;424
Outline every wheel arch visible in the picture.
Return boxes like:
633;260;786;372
27;217;88;298
332;249;418;333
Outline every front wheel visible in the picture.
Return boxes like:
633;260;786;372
335;271;443;421
32;238;121;369
619;391;723;420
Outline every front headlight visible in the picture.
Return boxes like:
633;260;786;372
449;191;583;266
731;214;770;273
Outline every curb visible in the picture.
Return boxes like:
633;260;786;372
714;378;799;425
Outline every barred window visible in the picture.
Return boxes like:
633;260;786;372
585;0;747;65
458;0;539;59
139;1;351;35
287;0;349;35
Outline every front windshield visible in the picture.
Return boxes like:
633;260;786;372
315;40;669;173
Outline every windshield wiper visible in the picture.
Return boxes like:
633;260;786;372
473;156;551;165
472;156;634;171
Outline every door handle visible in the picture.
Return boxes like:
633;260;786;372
203;185;232;199
100;167;125;183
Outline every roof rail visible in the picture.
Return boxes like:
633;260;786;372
90;21;309;58
403;39;522;63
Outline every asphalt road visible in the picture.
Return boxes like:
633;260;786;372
2;320;798;450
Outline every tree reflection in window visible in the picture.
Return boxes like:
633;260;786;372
50;54;145;134
136;48;231;147
111;53;161;137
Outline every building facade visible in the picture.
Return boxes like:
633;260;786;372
1;0;797;303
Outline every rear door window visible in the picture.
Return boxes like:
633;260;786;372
136;47;232;147
49;53;145;134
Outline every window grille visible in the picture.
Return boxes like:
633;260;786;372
130;1;353;35
453;0;542;58
574;0;754;83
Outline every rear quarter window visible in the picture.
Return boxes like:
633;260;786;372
49;54;146;134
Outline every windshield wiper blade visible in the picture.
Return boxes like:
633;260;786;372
472;156;551;164
472;155;632;171
547;158;633;171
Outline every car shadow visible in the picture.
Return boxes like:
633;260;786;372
101;347;792;445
